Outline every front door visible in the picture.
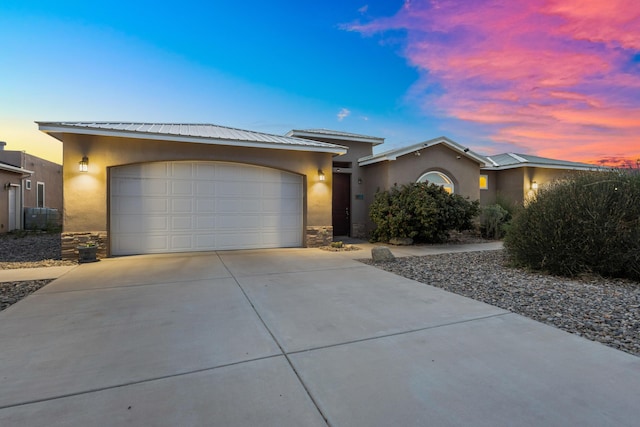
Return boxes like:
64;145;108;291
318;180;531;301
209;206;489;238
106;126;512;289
332;173;351;236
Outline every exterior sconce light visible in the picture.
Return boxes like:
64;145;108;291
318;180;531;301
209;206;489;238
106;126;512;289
79;156;89;172
358;178;363;185
318;169;325;181
531;180;539;190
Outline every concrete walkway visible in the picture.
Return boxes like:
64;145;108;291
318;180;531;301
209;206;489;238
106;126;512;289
0;245;638;426
0;265;78;282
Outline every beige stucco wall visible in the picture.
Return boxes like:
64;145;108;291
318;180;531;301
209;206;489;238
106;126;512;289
491;167;581;206
61;133;333;248
21;153;63;211
379;144;481;201
360;144;482;236
479;170;497;205
331;140;376;237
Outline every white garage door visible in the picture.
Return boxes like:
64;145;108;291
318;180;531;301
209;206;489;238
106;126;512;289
110;161;303;255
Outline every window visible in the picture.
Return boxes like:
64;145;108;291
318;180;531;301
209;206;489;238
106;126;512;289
417;171;454;194
25;180;32;190
37;182;45;208
479;175;488;190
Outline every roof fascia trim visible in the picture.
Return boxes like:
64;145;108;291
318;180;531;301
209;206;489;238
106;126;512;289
359;137;487;166
38;124;347;155
482;163;603;171
287;130;385;146
0;162;33;175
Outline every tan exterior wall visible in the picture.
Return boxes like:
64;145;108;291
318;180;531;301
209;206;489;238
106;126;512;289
380;144;481;201
61;133;334;255
479;170;497;205
331;140;375;238
0;151;63;232
21;153;63;211
493;168;526;206
359;144;482;237
491;167;582;206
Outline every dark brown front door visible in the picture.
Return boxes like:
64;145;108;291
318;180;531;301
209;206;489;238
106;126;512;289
332;173;351;236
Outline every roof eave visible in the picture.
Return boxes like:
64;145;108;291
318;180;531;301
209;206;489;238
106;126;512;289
287;129;385;146
0;163;33;176
359;137;488;167
38;123;347;155
481;163;604;171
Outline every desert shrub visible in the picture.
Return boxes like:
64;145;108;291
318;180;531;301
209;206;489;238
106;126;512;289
369;183;480;243
479;204;510;239
504;170;640;280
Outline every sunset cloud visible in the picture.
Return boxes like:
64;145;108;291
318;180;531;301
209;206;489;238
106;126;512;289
347;0;640;164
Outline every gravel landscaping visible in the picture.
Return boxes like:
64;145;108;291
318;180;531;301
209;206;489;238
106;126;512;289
361;250;640;357
0;233;74;312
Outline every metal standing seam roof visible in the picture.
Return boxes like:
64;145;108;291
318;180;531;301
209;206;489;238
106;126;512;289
287;129;385;145
36;122;347;154
484;153;603;170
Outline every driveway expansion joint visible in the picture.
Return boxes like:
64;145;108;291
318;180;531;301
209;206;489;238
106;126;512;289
286;311;512;356
0;354;284;411
218;253;332;426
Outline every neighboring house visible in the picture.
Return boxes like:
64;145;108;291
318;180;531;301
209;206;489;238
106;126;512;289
38;122;599;259
0;141;62;233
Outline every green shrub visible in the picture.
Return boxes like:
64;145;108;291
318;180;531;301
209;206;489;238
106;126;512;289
479;204;510;239
369;183;480;243
504;170;640;280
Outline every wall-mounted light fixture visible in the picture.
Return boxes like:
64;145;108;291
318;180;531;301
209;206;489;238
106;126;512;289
531;180;539;190
318;169;325;181
357;177;363;185
79;156;89;172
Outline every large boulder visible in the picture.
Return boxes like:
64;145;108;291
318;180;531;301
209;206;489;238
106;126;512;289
371;246;395;262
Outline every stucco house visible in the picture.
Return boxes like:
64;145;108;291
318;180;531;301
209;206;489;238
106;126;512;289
0;141;63;233
38;122;598;259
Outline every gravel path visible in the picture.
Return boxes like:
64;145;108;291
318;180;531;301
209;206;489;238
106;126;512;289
361;250;640;357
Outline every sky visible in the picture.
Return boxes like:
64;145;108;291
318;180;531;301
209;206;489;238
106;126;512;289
1;0;639;166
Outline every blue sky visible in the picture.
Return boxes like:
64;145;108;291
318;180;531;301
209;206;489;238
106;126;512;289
2;1;639;165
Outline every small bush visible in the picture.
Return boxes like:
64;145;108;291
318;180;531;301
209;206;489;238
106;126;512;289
504;170;640;280
479;204;510;239
369;183;480;243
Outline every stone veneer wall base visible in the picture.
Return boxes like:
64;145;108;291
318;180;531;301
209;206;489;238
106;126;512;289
62;231;108;261
306;226;333;247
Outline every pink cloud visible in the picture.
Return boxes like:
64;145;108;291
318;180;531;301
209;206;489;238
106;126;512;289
347;0;640;164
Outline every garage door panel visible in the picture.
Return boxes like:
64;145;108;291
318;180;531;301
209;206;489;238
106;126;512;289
113;198;168;215
111;161;303;255
171;216;193;230
195;200;215;213
171;199;193;213
170;235;193;250
113;215;168;233
171;180;194;195
112;234;169;254
195;182;215;196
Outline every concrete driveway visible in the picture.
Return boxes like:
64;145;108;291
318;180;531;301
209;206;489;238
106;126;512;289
1;245;639;426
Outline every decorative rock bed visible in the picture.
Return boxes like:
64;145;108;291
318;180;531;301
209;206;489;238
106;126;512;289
361;250;640;357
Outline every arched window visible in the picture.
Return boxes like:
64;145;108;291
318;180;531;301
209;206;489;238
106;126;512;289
417;171;454;194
